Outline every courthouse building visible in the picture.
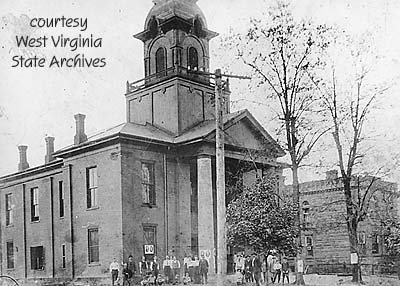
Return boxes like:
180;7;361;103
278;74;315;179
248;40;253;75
0;0;284;283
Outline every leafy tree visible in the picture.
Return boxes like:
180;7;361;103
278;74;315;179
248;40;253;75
221;1;331;284
385;221;400;258
227;176;298;256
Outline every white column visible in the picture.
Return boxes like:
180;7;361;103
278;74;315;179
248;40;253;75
197;155;215;274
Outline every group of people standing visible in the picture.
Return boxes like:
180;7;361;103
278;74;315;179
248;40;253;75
234;252;290;285
110;255;159;286
109;254;209;286
182;254;209;285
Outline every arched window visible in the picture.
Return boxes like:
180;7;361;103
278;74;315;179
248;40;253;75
194;18;203;37
148;17;158;38
155;47;166;73
188;47;198;71
302;201;310;224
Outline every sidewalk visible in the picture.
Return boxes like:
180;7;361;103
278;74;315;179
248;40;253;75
206;273;400;286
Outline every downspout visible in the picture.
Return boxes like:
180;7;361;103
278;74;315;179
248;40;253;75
50;177;55;278
163;154;168;256
68;164;75;278
23;184;27;279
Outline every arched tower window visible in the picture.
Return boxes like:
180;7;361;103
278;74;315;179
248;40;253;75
155;47;166;73
188;47;198;71
194;18;203;37
148;17;158;38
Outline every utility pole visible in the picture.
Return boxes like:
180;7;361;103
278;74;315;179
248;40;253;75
215;68;226;286
214;69;250;286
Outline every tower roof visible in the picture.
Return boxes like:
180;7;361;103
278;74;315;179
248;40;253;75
145;0;207;29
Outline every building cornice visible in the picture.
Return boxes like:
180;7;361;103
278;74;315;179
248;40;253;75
0;159;63;185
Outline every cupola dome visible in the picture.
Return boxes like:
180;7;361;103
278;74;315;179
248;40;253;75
145;0;207;30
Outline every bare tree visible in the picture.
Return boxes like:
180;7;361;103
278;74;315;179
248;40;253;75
221;1;331;284
312;34;392;282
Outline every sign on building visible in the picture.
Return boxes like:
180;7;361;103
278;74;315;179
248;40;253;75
144;244;155;254
350;253;358;264
297;260;304;273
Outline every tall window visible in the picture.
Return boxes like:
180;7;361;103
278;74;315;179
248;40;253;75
372;234;379;254
31;187;39;222
141;162;155;205
59;181;64;217
155;47;166;73
88;228;99;264
6;241;14;269
5;193;13;226
188;47;198;70
358;232;367;255
86;167;98;209
61;244;66;268
302;201;310;225
31;246;45;270
305;236;314;256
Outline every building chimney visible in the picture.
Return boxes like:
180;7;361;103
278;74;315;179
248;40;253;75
18;145;30;171
326;169;338;181
45;136;55;164
74;113;88;145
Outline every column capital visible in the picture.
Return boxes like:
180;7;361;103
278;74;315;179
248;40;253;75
197;154;212;160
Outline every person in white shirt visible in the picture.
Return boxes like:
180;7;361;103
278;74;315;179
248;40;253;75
183;254;191;276
163;255;173;284
236;253;244;272
171;256;181;283
273;259;282;283
110;258;120;286
139;256;149;276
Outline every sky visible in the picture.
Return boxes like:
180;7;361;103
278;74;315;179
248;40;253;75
0;0;399;182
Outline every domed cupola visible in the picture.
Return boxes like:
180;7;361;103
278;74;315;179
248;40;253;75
145;0;208;31
134;0;218;83
126;0;226;137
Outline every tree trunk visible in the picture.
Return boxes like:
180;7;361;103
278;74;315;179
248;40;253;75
343;177;360;283
292;164;305;285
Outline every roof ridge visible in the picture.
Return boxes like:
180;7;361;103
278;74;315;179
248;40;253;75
87;122;126;139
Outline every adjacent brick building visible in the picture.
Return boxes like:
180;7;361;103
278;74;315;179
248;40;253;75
288;170;398;275
0;0;284;283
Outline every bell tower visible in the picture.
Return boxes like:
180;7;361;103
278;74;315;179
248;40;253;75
126;0;229;136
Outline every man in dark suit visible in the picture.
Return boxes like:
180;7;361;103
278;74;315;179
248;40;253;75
251;253;262;286
244;255;253;282
199;254;209;284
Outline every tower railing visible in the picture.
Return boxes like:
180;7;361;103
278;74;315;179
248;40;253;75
126;65;213;95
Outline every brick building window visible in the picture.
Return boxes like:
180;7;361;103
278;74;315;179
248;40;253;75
59;181;64;217
302;201;310;225
372;234;379;254
358;232;367;255
143;225;157;258
141;162;155;205
5;193;13;226
86;167;98;209
31;187;39;222
61;244;66;268
6;241;14;269
305;236;314;256
156;47;166;73
188;47;198;70
88;228;99;264
31;246;45;270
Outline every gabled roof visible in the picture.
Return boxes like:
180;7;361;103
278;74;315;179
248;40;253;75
175;109;285;156
54;109;284;158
